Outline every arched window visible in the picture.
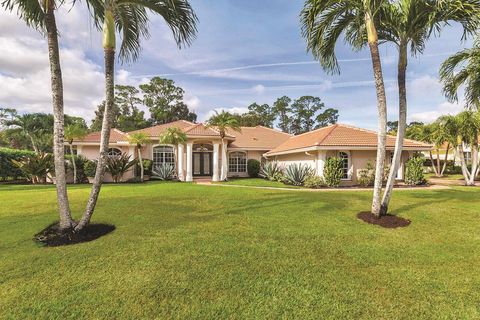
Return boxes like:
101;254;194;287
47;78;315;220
229;152;247;173
339;152;349;179
153;145;175;170
108;148;122;157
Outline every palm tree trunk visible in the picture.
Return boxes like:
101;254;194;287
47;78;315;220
365;14;387;216
69;144;77;183
458;145;470;184
75;48;115;231
137;147;144;182
45;3;74;230
440;144;450;176
436;149;441;177
380;42;407;215
27;133;39;153
429;151;439;176
468;144;478;185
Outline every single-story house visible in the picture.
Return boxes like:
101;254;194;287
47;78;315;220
72;121;432;184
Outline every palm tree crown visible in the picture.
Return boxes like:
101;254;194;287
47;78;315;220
205;111;242;138
159;127;187;145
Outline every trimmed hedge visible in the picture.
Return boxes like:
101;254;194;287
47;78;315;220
247;159;260;177
0;148;35;181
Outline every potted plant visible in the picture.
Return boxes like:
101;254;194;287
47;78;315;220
83;160;97;183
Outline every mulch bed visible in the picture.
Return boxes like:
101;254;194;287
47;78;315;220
34;222;115;247
357;212;411;228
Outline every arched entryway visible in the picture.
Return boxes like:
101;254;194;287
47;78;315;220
192;143;213;176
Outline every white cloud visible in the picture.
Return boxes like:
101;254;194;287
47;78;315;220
253;84;266;94
204;107;249;119
410;101;463;123
184;95;200;110
409;75;442;95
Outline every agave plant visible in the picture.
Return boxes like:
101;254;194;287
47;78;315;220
105;154;137;183
259;161;283;181
11;153;54;183
282;163;315;186
152;163;175;180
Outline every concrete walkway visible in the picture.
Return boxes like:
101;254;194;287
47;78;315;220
195;181;450;192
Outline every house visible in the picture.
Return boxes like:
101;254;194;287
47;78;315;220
72;121;432;184
264;124;432;185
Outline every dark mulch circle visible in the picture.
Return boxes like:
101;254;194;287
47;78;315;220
357;212;411;229
34;222;115;247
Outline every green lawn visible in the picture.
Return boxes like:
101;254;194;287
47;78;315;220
217;177;302;188
1;182;480;319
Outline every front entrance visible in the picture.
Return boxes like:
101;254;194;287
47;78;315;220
193;152;212;176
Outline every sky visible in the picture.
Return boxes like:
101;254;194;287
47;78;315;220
0;0;473;129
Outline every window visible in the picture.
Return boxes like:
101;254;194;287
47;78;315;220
108;148;122;157
153;145;175;170
229;152;247;173
339;152;349;179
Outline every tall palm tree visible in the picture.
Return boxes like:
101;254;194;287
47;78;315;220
5;113;43;153
205;111;242;181
454;111;480;185
75;0;197;231
64;124;88;183
440;36;480;109
3;0;75;229
379;0;480;215
128;132;150;182
301;0;388;216
159;127;187;178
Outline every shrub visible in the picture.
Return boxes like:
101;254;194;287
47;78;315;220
135;159;153;176
259;161;283;181
152;163;175;180
11;152;54;183
405;156;426;186
323;157;343;187
357;161;375;187
247;159;260;177
83;160;97;177
304;175;325;188
65;154;88;183
106;154;137;183
0;148;35;181
283;163;315;186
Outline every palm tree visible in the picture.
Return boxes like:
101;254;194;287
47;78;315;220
159;127;187;178
379;0;480;215
75;0;197;231
205;111;241;181
455;111;480;185
64;124;88;183
440;36;480;110
301;0;388;216
127;132;150;181
3;0;75;229
5;113;43;153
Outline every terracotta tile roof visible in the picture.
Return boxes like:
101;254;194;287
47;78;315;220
266;124;432;155
183;123;233;137
79;128;128;143
227;126;292;149
128;120;194;137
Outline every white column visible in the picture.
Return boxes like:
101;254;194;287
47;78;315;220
212;143;220;181
77;145;83;156
317;150;327;177
186;143;193;182
178;144;184;181
220;142;228;180
128;146;135;157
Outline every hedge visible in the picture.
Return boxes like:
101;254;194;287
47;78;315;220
0;148;35;181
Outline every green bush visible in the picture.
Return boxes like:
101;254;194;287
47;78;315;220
0;148;35;181
247;159;260;177
11;152;54;183
83;160;97;177
135;159;153;176
152;163;175;180
304;175;325;188
357;161;375;187
106;154;137;183
259;161;283;181
283;163;315;186
65;154;88;183
405;156;426;186
323;157;343;187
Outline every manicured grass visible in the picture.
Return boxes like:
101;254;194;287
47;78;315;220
425;172;464;180
1;182;480;319
218;177;302;188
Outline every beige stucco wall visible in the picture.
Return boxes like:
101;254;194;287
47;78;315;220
273;149;412;186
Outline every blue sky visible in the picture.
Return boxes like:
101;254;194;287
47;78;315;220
0;0;472;129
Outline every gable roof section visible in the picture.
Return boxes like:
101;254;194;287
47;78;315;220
227;126;292;150
266;124;432;155
128;120;195;138
184;123;235;137
80;128;128;143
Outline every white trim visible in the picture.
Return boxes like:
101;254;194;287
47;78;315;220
337;150;352;180
227;150;248;174
265;145;432;157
